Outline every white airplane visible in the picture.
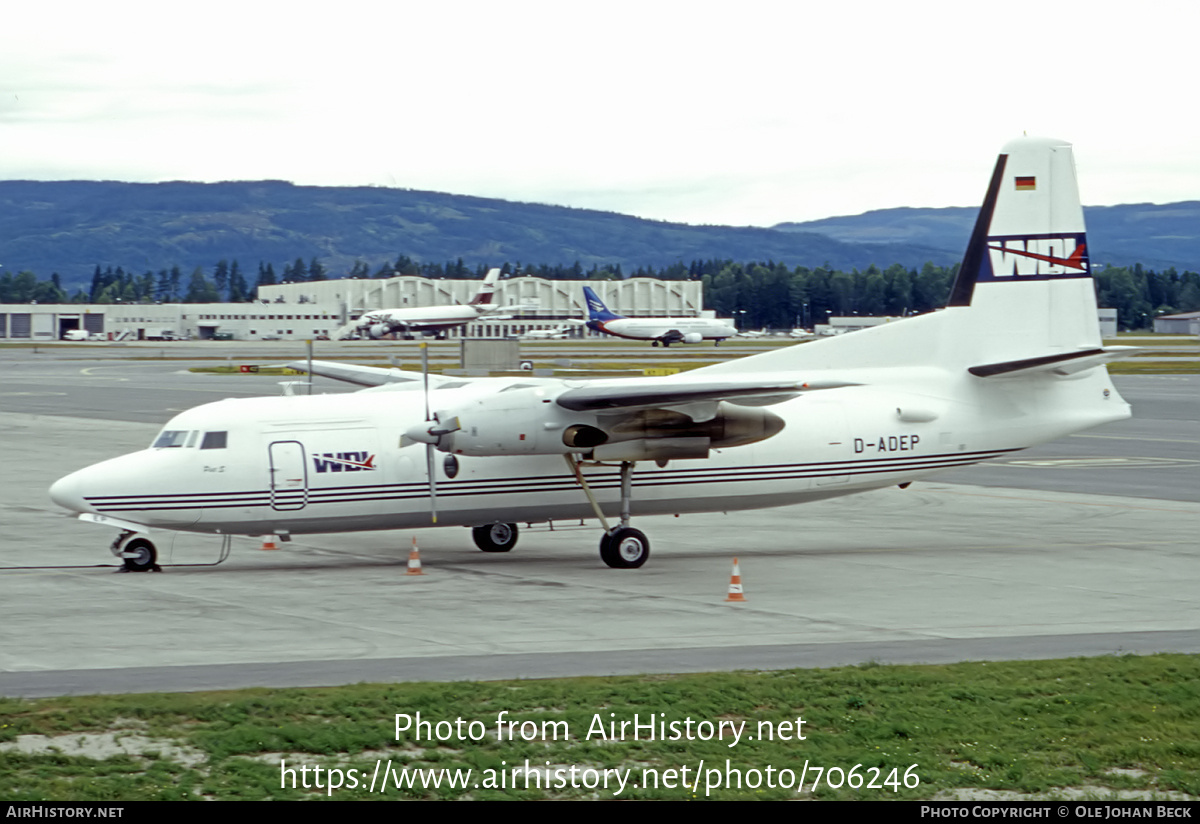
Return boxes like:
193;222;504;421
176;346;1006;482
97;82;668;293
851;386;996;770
50;137;1141;572
583;286;737;346
518;322;584;340
338;268;508;340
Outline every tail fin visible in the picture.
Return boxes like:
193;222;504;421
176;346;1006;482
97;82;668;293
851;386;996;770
582;286;624;322
697;136;1123;377
468;268;501;306
946;136;1100;357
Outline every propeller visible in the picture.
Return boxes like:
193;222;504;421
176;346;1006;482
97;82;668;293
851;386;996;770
406;342;460;523
421;342;438;524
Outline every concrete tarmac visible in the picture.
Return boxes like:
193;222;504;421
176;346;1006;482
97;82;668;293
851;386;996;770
0;350;1197;697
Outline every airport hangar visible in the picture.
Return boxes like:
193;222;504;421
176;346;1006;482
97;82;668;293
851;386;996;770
0;276;708;342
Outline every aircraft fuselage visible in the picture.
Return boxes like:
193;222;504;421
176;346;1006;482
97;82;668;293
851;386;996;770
49;367;1127;538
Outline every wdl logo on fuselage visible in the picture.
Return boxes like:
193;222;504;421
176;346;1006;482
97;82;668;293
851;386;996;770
312;452;376;473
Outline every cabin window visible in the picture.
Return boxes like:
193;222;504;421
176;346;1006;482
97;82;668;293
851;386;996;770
200;431;228;450
153;430;190;448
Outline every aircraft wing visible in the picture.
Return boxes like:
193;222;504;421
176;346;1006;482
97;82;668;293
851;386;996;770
555;377;856;411
285;359;430;388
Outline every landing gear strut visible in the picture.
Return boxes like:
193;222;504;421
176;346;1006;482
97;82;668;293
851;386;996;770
472;522;519;552
566;456;650;569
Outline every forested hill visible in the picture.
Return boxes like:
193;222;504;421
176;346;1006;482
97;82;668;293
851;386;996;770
776;202;1200;272
0;180;956;287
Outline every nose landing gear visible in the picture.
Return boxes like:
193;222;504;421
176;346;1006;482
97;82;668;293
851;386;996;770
112;532;160;572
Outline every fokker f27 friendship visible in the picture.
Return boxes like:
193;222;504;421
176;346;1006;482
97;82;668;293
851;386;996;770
337;268;508;340
51;137;1139;571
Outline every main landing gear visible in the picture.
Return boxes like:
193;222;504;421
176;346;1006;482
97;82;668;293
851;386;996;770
599;526;649;569
112;531;160;572
472;522;519;552
565;456;650;569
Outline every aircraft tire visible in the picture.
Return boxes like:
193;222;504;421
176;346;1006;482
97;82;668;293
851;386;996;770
472;523;518;553
599;527;649;569
122;538;159;572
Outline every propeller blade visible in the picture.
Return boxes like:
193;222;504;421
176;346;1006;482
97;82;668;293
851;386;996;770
420;341;437;523
426;443;438;524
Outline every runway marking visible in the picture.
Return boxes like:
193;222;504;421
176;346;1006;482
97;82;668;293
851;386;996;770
79;367;129;381
1071;434;1199;445
926;487;1200;514
992;456;1199;469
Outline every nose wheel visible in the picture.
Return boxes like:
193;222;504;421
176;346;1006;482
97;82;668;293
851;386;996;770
119;537;160;572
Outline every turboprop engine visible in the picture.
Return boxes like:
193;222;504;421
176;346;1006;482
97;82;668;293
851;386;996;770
404;386;784;461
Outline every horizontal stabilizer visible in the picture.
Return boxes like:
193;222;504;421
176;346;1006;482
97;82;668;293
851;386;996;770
555;378;856;411
968;346;1145;378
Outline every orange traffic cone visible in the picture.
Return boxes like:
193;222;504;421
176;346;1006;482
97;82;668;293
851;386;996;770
260;535;280;551
406;537;425;576
725;557;746;602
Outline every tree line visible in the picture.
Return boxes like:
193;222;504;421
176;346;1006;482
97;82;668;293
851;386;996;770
2;258;1196;331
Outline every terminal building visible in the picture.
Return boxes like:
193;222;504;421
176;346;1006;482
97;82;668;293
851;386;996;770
0;276;707;342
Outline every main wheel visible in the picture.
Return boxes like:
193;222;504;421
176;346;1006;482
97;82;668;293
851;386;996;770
599;527;649;569
122;537;158;572
472;522;518;552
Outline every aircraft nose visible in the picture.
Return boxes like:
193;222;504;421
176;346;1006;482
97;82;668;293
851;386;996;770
49;471;89;513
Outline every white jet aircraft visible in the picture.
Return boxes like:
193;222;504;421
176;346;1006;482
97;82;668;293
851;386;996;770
518;322;584;340
50;137;1140;572
338;268;508;340
583;286;737;346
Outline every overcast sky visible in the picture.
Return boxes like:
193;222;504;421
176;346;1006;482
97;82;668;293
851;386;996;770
4;1;1197;227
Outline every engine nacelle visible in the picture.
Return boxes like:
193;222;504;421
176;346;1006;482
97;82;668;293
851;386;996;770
681;332;703;344
426;388;784;460
431;390;586;456
369;323;390;339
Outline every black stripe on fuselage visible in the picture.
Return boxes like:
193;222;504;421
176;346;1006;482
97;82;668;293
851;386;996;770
83;448;1019;512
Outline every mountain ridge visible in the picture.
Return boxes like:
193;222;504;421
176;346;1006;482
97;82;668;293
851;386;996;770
1;181;1193;291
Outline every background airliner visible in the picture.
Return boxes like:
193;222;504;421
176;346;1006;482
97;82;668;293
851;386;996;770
583;286;737;346
50;137;1140;573
338;268;507;339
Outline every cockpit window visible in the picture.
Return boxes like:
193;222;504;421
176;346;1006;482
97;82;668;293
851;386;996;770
153;430;190;448
200;431;228;450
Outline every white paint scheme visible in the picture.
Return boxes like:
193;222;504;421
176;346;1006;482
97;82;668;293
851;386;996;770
518;321;585;339
50;138;1140;570
583;285;737;346
338;268;506;339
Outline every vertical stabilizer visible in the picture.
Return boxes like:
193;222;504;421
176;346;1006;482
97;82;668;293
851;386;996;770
583;286;624;323
695;136;1107;377
468;268;502;306
946;136;1099;359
